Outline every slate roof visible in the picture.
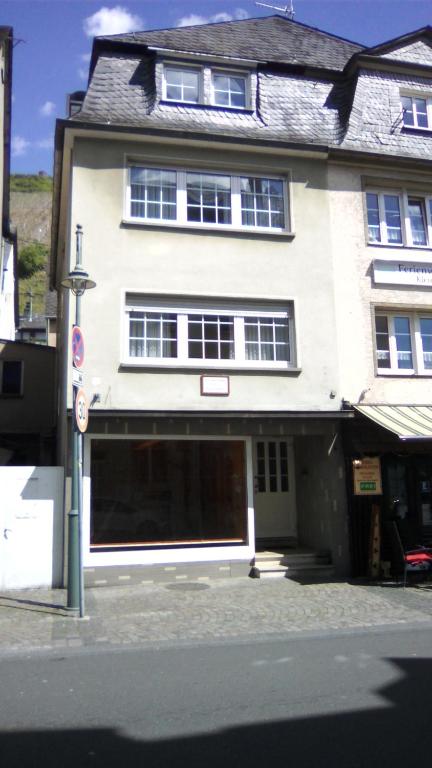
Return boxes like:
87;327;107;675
77;53;339;146
99;15;363;72
72;16;432;163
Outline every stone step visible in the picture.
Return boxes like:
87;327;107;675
258;564;336;581
255;550;331;567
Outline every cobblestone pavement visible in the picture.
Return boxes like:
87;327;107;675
1;578;432;655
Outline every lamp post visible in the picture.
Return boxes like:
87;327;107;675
61;225;96;616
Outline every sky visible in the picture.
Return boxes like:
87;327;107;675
1;0;432;175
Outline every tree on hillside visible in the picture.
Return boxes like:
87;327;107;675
18;242;48;278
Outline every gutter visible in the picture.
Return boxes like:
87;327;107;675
73;409;355;420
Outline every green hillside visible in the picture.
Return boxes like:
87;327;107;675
10;174;53;193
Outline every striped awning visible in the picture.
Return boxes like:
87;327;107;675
354;405;432;440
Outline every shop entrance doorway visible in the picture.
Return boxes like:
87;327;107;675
253;437;297;541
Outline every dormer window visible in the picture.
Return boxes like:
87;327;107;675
161;61;251;111
211;71;247;109
401;94;431;129
164;65;200;104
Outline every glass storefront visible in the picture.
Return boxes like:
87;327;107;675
90;438;247;549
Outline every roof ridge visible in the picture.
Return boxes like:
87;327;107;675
99;14;364;49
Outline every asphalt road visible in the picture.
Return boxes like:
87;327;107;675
1;623;431;767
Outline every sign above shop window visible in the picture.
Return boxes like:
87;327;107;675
200;375;230;396
353;456;382;496
373;259;432;287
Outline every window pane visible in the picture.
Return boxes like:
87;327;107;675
244;317;290;362
213;74;246;108
186;173;231;224
394;316;413;369
408;198;427;246
129;311;177;359
130;168;177;220
240;177;284;229
187;315;234;360
2;361;22;394
366;192;381;242
91;439;247;546
420;318;432;369
166;68;199;103
375;315;391;368
414;98;428;128
402;96;414;126
383;195;402;244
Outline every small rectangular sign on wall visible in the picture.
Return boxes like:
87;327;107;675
353;456;382;496
200;375;230;396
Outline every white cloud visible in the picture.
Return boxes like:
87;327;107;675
39;100;55;117
12;135;52;157
78;53;91;81
83;5;143;37
36;138;53;150
177;8;248;27
12;136;30;157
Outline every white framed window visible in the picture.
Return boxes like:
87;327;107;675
163;65;201;103
241;177;285;229
0;360;23;395
401;94;432;130
186;172;232;225
366;189;432;247
211;71;248;109
375;311;432;375
127;165;289;232
130;167;177;221
124;296;295;370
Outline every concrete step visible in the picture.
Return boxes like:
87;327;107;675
258;564;336;581
252;548;334;581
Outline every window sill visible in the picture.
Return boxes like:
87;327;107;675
159;99;254;114
376;371;432;377
122;218;295;239
401;126;432;136
368;242;432;251
120;360;301;374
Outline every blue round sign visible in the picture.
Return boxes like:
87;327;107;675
72;326;85;368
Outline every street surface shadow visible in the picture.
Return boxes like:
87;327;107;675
1;657;431;767
0;595;66;615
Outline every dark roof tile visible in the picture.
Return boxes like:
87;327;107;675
100;16;363;72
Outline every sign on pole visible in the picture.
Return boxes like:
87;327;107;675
74;388;89;433
72;326;85;369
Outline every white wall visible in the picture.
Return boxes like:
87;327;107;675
0;466;64;589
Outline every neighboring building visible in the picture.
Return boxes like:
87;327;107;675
0;338;56;464
51;15;432;582
0;27;57;469
0;26;16;340
327;26;432;573
16;286;58;346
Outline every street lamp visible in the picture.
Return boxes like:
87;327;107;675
61;224;96;616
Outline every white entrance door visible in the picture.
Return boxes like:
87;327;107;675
253;438;297;540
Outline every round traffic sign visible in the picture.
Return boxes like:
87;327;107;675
74;388;89;433
72;326;85;368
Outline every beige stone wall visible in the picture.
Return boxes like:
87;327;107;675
329;161;432;405
60;136;342;413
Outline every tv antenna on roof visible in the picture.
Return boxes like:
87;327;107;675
255;2;295;19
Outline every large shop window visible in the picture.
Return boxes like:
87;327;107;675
90;439;247;549
366;190;432;247
375;310;432;375
124;296;295;370
127;165;288;232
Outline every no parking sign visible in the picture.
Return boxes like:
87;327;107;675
72;326;85;368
